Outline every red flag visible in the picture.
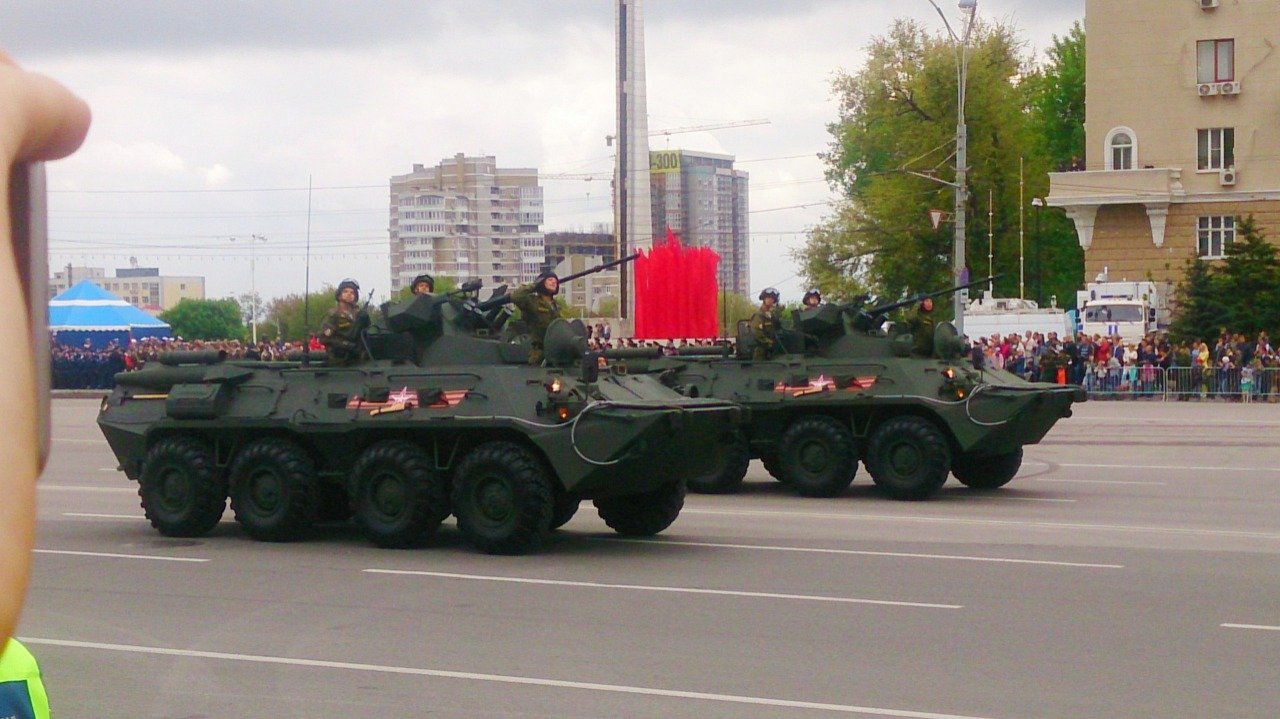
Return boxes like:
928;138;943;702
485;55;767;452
633;228;720;339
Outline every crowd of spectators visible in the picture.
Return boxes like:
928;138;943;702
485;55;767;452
966;329;1280;400
50;336;323;389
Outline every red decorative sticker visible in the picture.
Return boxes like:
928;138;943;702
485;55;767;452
773;374;878;397
347;387;468;414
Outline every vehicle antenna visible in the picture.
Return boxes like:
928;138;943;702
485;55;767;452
303;174;313;366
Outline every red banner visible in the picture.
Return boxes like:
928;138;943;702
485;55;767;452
634;228;720;339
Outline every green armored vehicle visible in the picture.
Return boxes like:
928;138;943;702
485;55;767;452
622;281;1083;500
97;285;743;554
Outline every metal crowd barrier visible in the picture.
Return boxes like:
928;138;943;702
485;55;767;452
1081;366;1280;401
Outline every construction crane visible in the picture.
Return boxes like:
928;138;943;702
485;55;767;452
545;118;771;180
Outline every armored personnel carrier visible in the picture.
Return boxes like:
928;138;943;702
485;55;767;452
624;281;1083;500
97;285;743;554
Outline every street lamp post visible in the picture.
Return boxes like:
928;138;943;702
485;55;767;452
927;0;978;334
231;235;268;344
1031;197;1044;306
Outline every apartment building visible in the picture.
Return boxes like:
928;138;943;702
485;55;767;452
649;149;750;296
389;154;545;293
49;265;204;313
1047;0;1280;285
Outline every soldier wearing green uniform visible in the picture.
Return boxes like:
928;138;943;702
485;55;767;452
802;288;822;309
0;639;50;719
908;296;936;356
749;287;782;361
319;278;368;366
410;273;434;296
512;271;561;365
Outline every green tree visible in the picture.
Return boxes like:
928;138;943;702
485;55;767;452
159;298;245;340
264;288;341;343
798;18;1086;309
1169;216;1280;342
718;291;757;338
1168;251;1226;344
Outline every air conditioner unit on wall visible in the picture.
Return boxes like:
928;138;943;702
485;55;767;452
1198;83;1218;96
1200;0;1219;8
1219;81;1242;95
1219;167;1237;186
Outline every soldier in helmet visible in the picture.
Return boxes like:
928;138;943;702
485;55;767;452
319;278;368;366
512;271;561;365
749;287;782;361
411;273;434;296
802;288;822;309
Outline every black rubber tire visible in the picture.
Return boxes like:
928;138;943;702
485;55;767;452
138;436;226;537
452;441;554;554
865;415;952;501
550;495;581;530
229;438;318;542
687;432;751;494
761;453;789;484
594;481;686;536
776;415;857;497
351;440;449;548
952;448;1023;489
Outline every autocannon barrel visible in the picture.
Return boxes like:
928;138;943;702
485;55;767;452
864;275;999;318
557;252;640;284
157;350;227;366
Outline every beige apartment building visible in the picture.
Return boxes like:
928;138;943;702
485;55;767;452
49;265;204;313
1047;0;1280;286
389;154;545;293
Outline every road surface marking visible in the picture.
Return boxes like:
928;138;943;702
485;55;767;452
51;438;105;443
1030;478;1166;486
39;484;134;493
34;549;207;563
682;508;1280;540
62;512;142;520
1222;623;1280;632
1057;463;1280;474
19;637;998;719
975;496;1076;503
363;569;961;609
607;539;1122;569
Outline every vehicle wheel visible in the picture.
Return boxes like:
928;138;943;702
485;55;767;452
865;416;951;501
952;448;1023;490
776;415;857;497
351;440;449;548
452;441;554;554
138;436;226;537
761;453;789;484
687;432;750;494
594;481;686;536
229;438;317;542
550;494;580;530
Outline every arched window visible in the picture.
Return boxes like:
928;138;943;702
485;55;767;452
1105;127;1137;170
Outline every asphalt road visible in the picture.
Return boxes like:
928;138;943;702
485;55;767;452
16;398;1280;718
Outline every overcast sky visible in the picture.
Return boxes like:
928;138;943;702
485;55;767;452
6;0;1083;306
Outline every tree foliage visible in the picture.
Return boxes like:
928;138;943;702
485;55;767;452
158;298;245;340
1169;217;1280;342
263;288;343;343
797;18;1085;309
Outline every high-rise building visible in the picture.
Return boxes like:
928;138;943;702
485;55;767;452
649;149;750;296
389;154;545;293
1047;0;1280;285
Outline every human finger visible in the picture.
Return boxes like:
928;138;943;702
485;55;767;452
0;58;91;162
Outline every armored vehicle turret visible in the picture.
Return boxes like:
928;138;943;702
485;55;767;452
98;284;743;554
625;278;1083;500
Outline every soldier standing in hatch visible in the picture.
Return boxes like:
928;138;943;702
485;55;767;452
750;287;782;360
802;288;822;309
512;271;561;365
410;273;434;296
319;278;368;366
909;296;936;356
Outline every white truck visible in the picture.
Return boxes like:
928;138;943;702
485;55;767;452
962;292;1075;341
1075;276;1171;343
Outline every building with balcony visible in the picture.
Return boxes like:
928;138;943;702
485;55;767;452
1047;0;1280;285
543;229;616;272
649;149;750;296
389;154;545;293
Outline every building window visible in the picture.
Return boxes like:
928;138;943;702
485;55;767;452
1105;127;1135;170
1198;216;1235;259
1197;39;1234;83
1197;128;1235;170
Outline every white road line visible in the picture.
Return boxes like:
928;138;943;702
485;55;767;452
39;485;134;493
1068;417;1280;426
1030;478;1167;486
975;496;1076;503
100;467;121;472
62;512;142;520
1057;463;1280;474
1221;623;1280;632
363;569;961;610
608;539;1123;569
681;508;1280;540
19;637;997;719
33;549;207;563
52;438;105;443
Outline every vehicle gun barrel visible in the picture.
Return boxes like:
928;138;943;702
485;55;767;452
558;252;640;284
864;275;1000;318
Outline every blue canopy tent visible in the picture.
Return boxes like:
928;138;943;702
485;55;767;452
49;281;171;349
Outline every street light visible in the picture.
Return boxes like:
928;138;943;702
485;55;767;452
230;235;267;344
1031;197;1044;306
926;0;978;334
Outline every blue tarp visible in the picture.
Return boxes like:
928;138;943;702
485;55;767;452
49;281;171;349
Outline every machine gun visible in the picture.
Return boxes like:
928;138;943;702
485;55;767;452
852;275;999;332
